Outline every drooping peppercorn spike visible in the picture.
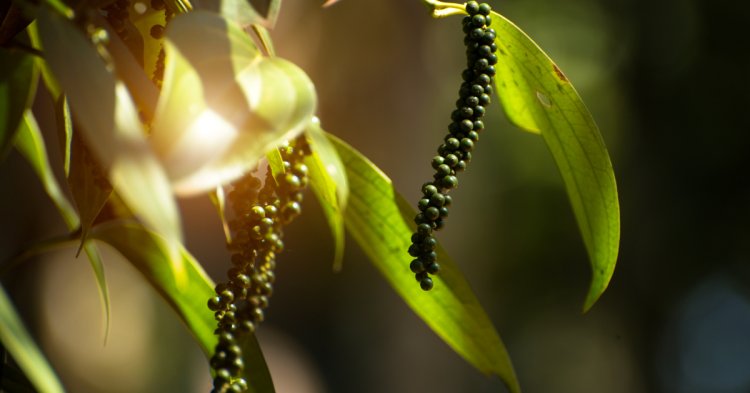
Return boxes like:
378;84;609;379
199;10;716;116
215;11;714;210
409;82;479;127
408;1;497;291
207;135;311;393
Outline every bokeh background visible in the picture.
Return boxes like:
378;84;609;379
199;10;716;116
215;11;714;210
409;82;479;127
2;0;750;392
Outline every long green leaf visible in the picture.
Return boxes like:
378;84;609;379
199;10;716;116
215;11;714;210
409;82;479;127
0;40;38;160
152;11;316;195
330;135;520;393
14;111;80;230
305;118;348;271
0;284;65;393
15;108;112;344
37;8;184;272
91;221;275;393
491;11;620;311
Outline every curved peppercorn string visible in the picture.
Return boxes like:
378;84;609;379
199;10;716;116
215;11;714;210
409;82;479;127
408;1;497;291
207;135;311;393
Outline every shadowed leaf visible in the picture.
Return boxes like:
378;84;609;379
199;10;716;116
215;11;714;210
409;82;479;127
14;111;79;229
0;39;37;160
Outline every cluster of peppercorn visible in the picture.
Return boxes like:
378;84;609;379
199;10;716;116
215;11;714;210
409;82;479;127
207;136;311;393
103;0;131;39
408;1;497;291
149;0;170;87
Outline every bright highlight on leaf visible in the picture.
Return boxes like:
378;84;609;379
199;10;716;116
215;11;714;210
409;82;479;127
152;11;317;195
36;8;184;257
490;10;620;311
329;135;520;393
305;117;348;271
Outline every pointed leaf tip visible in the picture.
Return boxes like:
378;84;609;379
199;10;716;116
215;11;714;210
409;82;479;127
490;10;620;310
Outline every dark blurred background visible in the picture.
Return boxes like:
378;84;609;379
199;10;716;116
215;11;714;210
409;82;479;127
2;0;750;392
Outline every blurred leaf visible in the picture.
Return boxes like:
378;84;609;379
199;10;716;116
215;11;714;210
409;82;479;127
329;135;520;393
251;24;275;56
0;284;64;393
210;0;280;28
266;148;285;179
322;0;341;7
26;21;61;98
53;95;71;175
81;241;112;344
14;108;112;340
152;11;316;194
14;111;80;229
37;8;184;267
0;39;38;160
492;11;620;311
210;187;233;244
264;0;281;28
129;6;167;80
214;0;265;28
91;220;275;393
305;118;348;271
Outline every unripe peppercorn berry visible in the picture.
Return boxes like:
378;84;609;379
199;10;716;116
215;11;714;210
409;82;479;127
408;1;496;291
209;136;312;393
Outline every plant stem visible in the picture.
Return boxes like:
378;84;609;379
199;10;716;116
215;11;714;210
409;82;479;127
421;0;467;18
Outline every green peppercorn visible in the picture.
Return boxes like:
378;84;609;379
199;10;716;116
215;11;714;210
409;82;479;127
465;1;480;15
429;193;446;207
444;154;459;167
150;24;164;39
441;175;458;189
422;184;439;196
478;3;491;16
410;259;425;273
425;207;440;220
460;138;474;152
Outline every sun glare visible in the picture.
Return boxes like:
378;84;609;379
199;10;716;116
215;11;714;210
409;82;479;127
187;109;237;147
164;108;239;190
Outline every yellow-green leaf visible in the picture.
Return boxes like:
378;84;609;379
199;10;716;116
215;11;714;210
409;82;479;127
14;111;79;229
37;8;183;261
492;11;620;311
329;135;520;393
151;11;316;195
305;118;348;271
91;220;275;393
0;284;64;393
0;39;38;160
